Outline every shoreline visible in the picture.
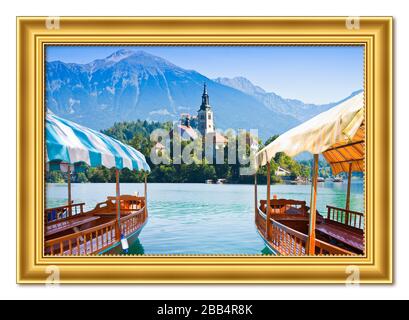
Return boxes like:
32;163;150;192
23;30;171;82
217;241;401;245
46;179;364;186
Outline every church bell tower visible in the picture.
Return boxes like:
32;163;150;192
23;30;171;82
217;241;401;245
197;83;214;136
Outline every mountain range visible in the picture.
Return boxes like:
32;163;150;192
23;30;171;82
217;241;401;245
45;49;362;139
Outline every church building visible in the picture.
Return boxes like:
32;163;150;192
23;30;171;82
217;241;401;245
175;83;227;148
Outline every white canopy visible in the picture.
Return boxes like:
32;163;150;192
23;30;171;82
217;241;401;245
46;112;150;172
255;92;364;172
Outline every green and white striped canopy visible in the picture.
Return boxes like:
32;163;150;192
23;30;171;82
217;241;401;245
46;112;150;172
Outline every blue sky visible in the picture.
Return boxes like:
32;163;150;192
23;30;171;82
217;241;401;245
46;45;364;104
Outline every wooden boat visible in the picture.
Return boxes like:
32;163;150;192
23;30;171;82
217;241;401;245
44;193;148;255
254;93;365;255
255;198;364;255
45;113;151;256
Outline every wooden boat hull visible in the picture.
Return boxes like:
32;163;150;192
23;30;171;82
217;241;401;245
257;228;278;255
100;219;148;255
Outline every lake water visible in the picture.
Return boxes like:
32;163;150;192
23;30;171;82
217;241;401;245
46;181;364;255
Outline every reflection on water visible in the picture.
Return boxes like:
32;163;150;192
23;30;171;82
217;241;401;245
107;238;145;255
46;180;364;255
261;246;273;255
127;238;145;255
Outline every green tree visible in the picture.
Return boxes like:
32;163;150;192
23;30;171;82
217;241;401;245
203;164;216;181
47;171;65;183
75;172;88;183
87;167;112;183
263;134;279;147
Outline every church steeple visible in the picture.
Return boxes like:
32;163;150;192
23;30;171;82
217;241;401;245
197;82;215;136
200;83;210;110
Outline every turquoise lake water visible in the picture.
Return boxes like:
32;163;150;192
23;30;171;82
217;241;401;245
46;181;364;255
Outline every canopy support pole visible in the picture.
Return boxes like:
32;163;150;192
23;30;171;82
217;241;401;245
67;164;72;217
144;174;148;216
346;162;353;212
254;173;258;216
308;154;319;255
115;169;121;238
266;162;272;240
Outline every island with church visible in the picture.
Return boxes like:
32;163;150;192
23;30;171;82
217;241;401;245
170;83;227;150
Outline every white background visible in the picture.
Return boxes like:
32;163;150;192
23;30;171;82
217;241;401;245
0;0;405;300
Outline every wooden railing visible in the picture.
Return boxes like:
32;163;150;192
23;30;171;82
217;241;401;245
260;199;307;216
45;220;119;256
326;206;364;230
256;208;307;255
270;215;307;256
120;207;147;237
256;208;354;256
45;203;85;224
45;203;147;256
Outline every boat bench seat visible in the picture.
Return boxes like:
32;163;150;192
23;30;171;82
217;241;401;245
46;215;100;236
316;223;364;252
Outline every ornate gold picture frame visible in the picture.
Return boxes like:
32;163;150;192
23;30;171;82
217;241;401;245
17;17;393;283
